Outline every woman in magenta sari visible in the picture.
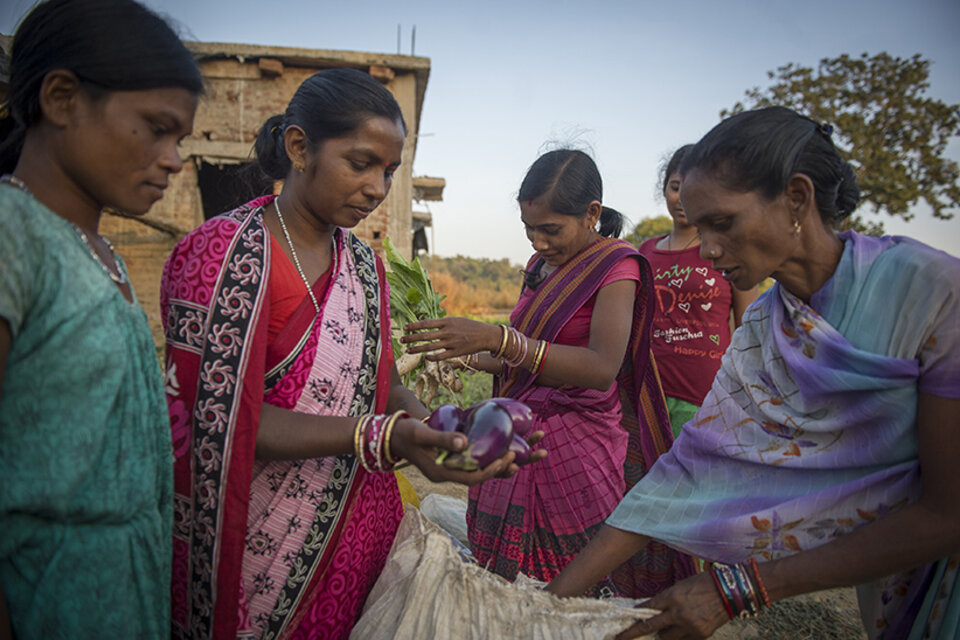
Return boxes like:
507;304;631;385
403;149;695;596
161;68;527;640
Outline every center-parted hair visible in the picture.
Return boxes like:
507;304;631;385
679;106;860;223
0;0;204;173
254;68;407;180
517;149;624;238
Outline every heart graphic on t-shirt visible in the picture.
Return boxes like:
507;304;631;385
701;303;712;311
670;279;684;288
678;302;691;313
695;267;708;277
709;334;720;345
705;278;715;286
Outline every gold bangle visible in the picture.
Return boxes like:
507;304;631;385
383;411;406;467
353;416;364;460
528;339;546;373
491;325;509;359
355;416;375;473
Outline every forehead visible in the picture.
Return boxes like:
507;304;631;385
679;169;769;223
324;116;405;162
519;199;572;226
105;86;198;126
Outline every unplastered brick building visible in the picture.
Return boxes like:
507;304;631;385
0;37;445;344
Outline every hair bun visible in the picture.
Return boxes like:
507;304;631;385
832;162;860;222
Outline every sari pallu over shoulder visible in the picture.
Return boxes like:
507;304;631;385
605;233;953;637
489;237;695;596
161;198;400;640
499;237;673;479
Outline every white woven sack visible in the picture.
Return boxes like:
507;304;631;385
350;508;657;640
419;493;470;547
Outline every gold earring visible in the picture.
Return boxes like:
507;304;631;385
793;218;802;238
293;160;304;173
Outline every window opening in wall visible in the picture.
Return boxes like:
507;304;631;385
197;161;273;220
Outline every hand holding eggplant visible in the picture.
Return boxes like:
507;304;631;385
423;399;547;475
390;416;519;486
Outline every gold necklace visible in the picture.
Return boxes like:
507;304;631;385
274;199;321;313
1;174;127;284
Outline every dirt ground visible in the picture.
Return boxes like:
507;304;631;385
401;467;867;640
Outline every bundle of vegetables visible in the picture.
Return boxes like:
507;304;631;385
382;237;463;406
424;398;535;471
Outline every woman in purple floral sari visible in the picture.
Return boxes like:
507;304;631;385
549;107;960;640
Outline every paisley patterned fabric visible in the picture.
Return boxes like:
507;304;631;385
162;198;401;640
608;232;960;639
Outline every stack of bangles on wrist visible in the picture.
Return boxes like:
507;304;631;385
709;558;771;620
490;325;550;376
353;410;409;472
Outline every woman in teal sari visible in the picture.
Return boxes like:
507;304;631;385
548;107;960;640
0;1;202;637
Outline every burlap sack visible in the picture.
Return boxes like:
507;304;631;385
350;508;657;640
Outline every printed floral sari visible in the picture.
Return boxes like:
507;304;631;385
162;197;401;640
468;237;696;597
607;232;960;638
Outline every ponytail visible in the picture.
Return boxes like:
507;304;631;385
598;206;624;238
253;114;290;181
0;114;25;175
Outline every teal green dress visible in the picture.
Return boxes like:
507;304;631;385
0;184;173;638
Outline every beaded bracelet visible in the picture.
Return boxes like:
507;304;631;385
726;564;757;619
364;414;386;472
716;564;747;618
709;566;735;620
736;564;761;617
748;557;772;608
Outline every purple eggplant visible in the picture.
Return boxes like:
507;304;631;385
424;404;465;433
440;400;514;471
507;433;532;464
488;398;534;437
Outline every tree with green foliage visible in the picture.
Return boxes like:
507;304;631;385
724;52;960;234
624;215;674;247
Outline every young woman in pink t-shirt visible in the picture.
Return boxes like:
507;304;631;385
638;145;758;436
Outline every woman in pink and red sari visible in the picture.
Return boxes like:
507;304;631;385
161;68;525;640
403;149;696;597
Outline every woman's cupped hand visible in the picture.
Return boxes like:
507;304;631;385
391;416;547;483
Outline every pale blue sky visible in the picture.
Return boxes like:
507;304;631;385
3;0;959;263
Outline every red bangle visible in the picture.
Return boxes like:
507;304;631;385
535;341;550;376
749;557;772;608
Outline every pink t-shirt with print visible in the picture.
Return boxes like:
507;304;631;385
639;236;733;406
